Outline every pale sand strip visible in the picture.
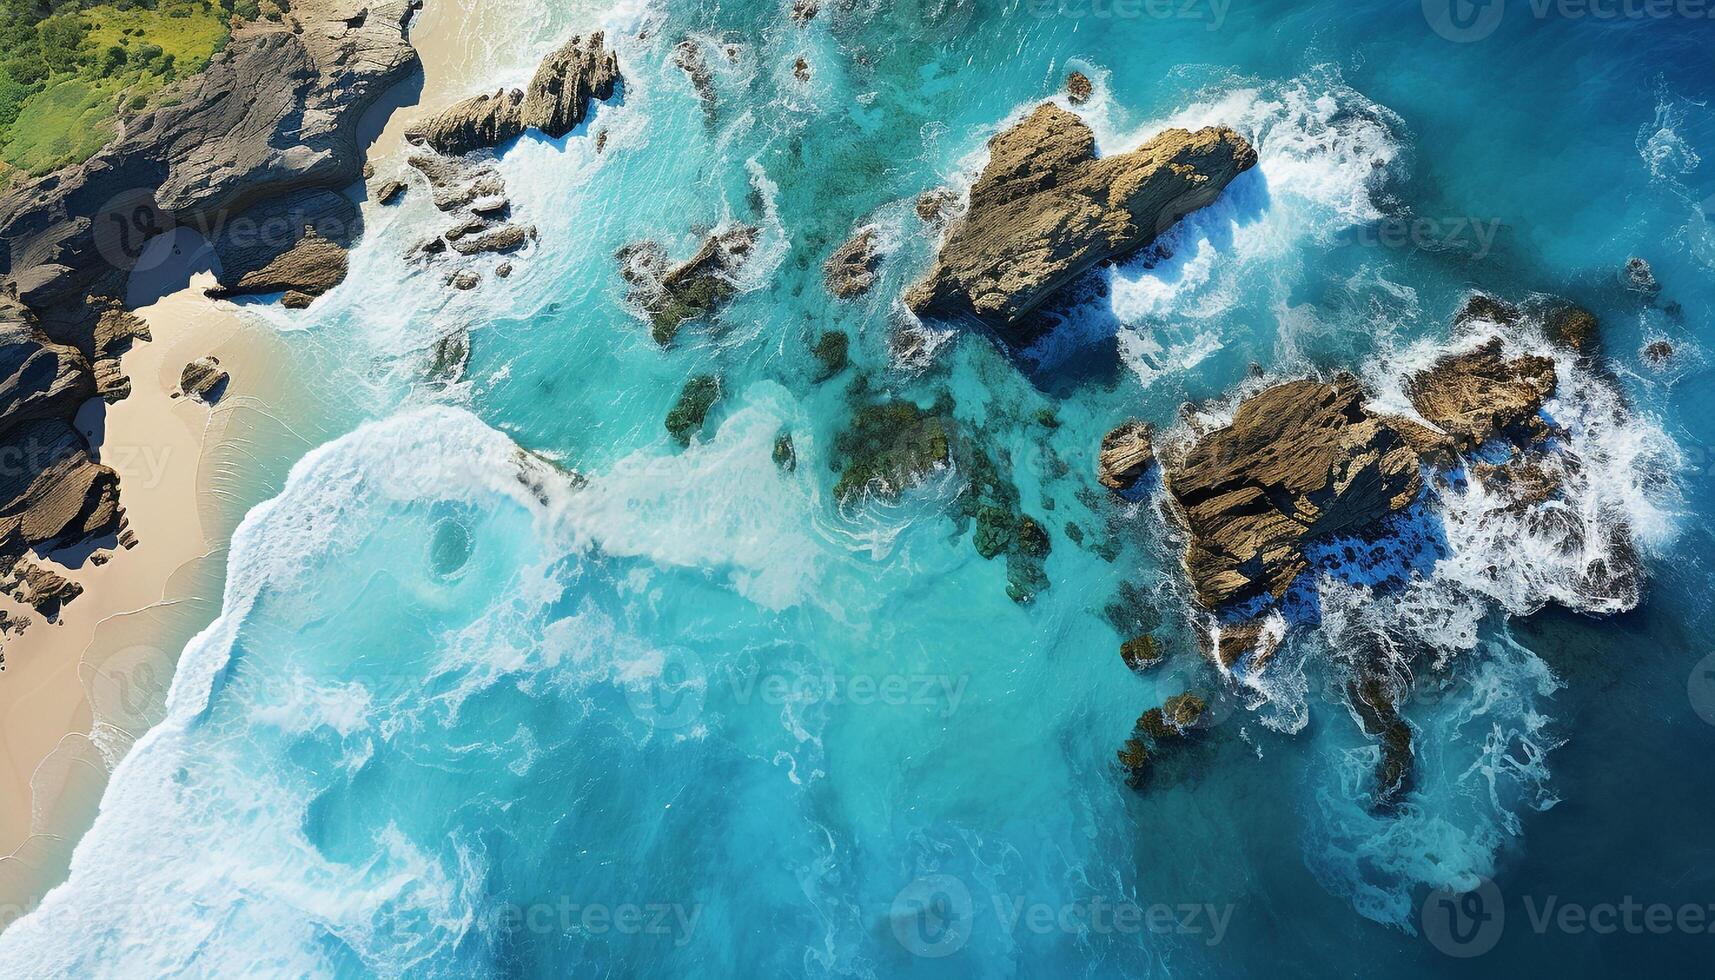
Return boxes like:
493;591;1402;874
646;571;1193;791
0;0;604;924
0;0;550;921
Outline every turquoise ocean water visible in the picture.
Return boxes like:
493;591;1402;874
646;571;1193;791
3;0;1714;974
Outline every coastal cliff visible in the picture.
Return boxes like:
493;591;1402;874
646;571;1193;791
0;0;422;634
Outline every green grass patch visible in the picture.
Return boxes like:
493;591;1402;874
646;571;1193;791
0;0;230;176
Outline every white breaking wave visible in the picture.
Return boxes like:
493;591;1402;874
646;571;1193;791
0;408;581;977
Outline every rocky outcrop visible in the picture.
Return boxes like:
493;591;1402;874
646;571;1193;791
405;33;620;155
1624;256;1660;296
0;0;420;612
1;0;420;318
905;104;1256;332
824;227;881;299
1347;674;1413;811
618;225;759;345
1097;420;1154;492
1116;691;1208;790
1065;71;1092;105
665;374;721;446
1405;338;1556;452
1164;377;1423;609
180;357;229;404
812;331;849;382
207;230;350;302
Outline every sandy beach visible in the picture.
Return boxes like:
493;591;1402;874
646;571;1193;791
0;0;529;923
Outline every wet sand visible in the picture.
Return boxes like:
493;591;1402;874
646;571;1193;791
0;0;519;923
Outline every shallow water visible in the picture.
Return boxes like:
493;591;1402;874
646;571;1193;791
4;0;1715;975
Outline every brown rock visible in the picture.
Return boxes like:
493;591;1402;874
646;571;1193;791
406;33;619;154
180;357;230;404
449;270;481;290
1065;70;1092;104
1163;376;1422;609
915;188;960;226
206;230;349;300
824;227;881;299
790;0;818;23
374;179;408;205
1120;634;1162;673
1405;338;1556;452
1097;420;1154;492
1543;303;1598;354
618;226;759;345
905;104;1256;331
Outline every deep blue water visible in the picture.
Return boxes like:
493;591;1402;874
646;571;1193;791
3;0;1714;975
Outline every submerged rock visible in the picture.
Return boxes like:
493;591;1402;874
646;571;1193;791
1120;634;1163;673
1164;376;1423;609
1116;691;1208;790
830;398;950;501
812;331;850;381
1624;256;1660;296
1642;338;1675;368
905;103;1256;332
823;227;882;299
1097;420;1154;492
665;374;721;446
1347;674;1413;812
180;357;230;404
618;225;759;345
773;431;797;472
790;0;818;23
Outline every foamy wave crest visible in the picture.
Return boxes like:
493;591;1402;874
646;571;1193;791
1016;72;1405;378
0;408;582;976
1369;317;1684;620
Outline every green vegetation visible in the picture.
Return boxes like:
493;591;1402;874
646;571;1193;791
0;0;234;176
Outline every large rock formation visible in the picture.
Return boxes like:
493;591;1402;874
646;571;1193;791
405;33;620;155
1405;338;1555;452
905;103;1256;331
1;0;421;317
1164;377;1425;609
0;0;420;623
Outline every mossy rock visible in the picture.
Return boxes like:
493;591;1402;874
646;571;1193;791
831;398;950;501
1119;634;1161;673
650;277;733;345
973;505;1013;559
1015;515;1050;559
1162;692;1207;731
665;374;721;446
812;330;849;381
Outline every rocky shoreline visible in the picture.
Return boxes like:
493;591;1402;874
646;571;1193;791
0;0;421;641
1103;292;1656;805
